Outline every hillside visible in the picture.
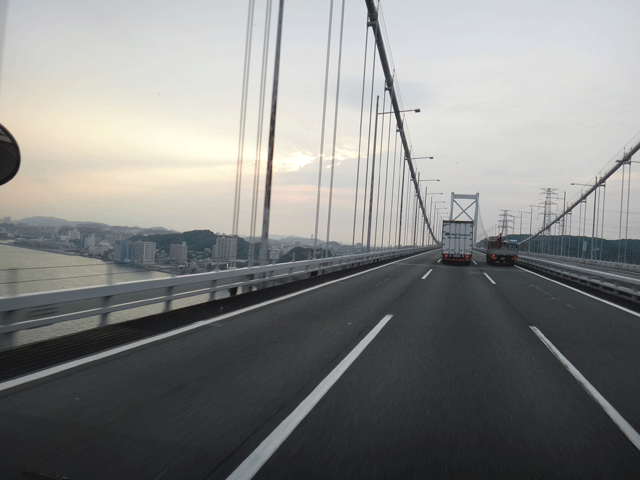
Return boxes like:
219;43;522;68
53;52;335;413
16;216;71;227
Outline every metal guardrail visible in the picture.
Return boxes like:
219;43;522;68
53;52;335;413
519;252;640;274
516;254;640;304
0;247;430;349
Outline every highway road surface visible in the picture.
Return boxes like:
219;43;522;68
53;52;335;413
1;249;640;479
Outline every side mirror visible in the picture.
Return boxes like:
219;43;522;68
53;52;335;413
0;123;20;186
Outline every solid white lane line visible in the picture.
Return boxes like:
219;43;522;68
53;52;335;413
515;266;640;319
421;269;433;280
530;327;640;452
226;315;394;480
472;261;478;266
483;272;496;285
437;259;441;263
0;253;425;393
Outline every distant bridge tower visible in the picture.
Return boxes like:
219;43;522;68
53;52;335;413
449;193;480;246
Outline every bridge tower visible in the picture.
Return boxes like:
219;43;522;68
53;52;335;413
449;193;480;246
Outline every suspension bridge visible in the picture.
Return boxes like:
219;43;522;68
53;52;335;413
1;1;640;478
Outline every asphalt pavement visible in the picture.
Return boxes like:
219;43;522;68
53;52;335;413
1;250;639;479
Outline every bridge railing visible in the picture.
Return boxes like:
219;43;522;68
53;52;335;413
0;247;429;350
473;247;640;304
516;253;640;304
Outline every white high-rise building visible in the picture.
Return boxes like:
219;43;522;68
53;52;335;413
214;236;237;263
132;241;156;264
170;241;188;264
82;233;96;249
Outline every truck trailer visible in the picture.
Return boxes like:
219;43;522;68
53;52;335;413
442;220;473;265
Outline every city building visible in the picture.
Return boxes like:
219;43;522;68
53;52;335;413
269;248;281;262
114;240;133;261
82;233;96;249
170;241;188;265
213;236;237;263
132;241;156;264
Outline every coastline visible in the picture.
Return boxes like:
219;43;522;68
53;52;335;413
0;242;174;274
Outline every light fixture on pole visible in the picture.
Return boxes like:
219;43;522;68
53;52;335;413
378;108;420;115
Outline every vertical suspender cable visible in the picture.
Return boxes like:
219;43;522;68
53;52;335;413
233;0;256;240
388;127;399;247
618;163;625;261
325;0;346;254
397;144;405;246
380;98;393;249
623;161;631;263
351;21;370;249
600;183;606;260
360;15;379;247
313;0;334;259
407;166;413;243
373;91;387;249
248;0;273;267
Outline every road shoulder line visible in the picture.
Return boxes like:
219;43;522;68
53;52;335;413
516;266;640;319
530;326;640;452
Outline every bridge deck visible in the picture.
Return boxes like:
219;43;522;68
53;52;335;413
1;250;640;479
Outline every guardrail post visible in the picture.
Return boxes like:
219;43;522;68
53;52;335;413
0;311;16;350
209;280;218;301
165;286;174;312
100;296;111;326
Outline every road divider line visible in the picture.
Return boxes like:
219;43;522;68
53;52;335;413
421;269;433;280
437;259;441;263
515;266;640;319
0;253;426;393
472;261;477;266
530;326;640;452
483;272;496;285
226;314;394;480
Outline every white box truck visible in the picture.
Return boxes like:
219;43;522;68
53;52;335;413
442;220;473;265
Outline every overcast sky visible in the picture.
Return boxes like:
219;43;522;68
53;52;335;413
1;1;638;243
